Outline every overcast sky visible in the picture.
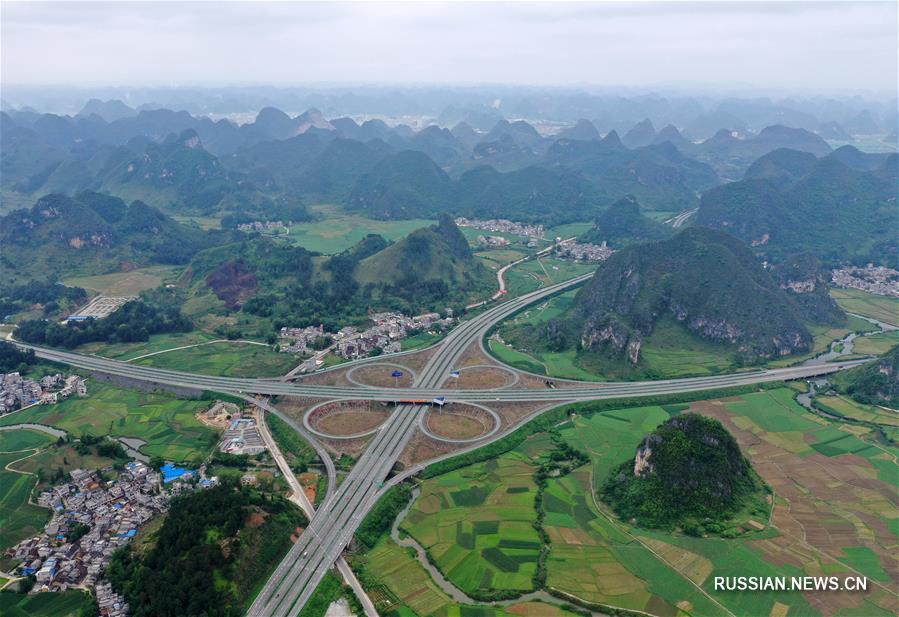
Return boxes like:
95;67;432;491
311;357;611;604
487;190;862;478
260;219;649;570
2;1;896;94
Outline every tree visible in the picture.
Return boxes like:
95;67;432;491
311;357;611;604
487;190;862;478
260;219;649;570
18;574;36;594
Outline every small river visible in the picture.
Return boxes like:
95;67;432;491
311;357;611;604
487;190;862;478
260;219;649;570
802;313;896;366
0;423;67;439
117;437;150;463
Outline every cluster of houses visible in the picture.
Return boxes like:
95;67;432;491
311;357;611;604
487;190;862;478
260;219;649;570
96;581;128;617
0;372;87;414
8;462;219;612
281;310;455;369
278;324;327;354
475;234;511;247
10;464;165;595
333;310;453;360
831;265;899;298
455;217;545;239
553;241;614;262
237;220;290;234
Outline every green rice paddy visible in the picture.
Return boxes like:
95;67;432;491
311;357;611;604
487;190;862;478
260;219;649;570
399;388;898;616
0;588;95;617
401;445;545;596
852;329;899;356
0;381;217;463
0;446;52;554
830;289;899;327
286;206;434;254
133;341;297;377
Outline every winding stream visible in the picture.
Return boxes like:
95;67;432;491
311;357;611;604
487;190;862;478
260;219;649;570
0;423;67;439
802;313;896;366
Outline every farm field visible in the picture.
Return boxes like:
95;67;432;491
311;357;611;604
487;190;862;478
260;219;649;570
517;257;595;287
401;443;546;596
637;318;736;377
360;537;577;617
502;269;543;297
286;206;434;254
0;381;217;464
543;469;726;617
0;431;54;554
405;388;898;616
492;290;606;381
831;289;899;327
498;300;867;380
10;444;118;485
0;428;56;452
852;329;899;356
133;340;296;377
814;394;899;428
502;258;594;298
76;330;220;360
762;315;877;369
63;265;182;296
487;339;547;377
507;289;577;327
475;250;530;273
545;222;593;239
0;588;95;617
171;214;223;230
401;330;443;351
668;390;897;616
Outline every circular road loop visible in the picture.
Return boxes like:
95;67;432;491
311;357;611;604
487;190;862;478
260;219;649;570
346;362;417;388
304;399;393;440
419;401;501;444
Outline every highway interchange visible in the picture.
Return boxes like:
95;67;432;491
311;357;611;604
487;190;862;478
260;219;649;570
14;271;870;616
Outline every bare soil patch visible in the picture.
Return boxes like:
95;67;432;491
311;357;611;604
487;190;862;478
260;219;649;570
319;434;372;459
245;511;267;528
278;397;332;423
457;343;498;368
398;429;464;468
315;409;390;435
444;366;515;389
426;409;490;440
350;364;414;388
691;400;899;615
294;368;353;387
390;347;439;373
309;400;391;436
